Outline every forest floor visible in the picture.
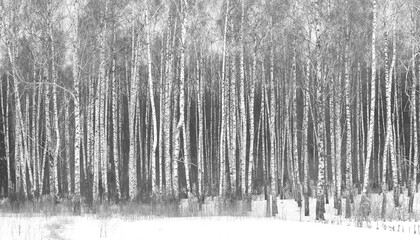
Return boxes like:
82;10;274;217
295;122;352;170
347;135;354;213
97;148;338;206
0;194;420;240
0;214;419;240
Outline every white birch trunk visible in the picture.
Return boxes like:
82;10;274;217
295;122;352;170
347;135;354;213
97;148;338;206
178;1;190;195
197;54;204;197
344;23;352;195
229;53;237;196
239;0;247;197
158;41;164;193
164;26;173;195
411;0;418;196
248;46;256;195
146;9;158;194
44;83;52;195
33;78;40;195
315;0;325;219
335;71;342;203
291;36;300;200
173;86;180;197
219;0;229;196
5;6;28;197
129;11;139;200
389;7;398;194
65;93;72;194
303;40;311;215
25;95;33;197
71;0;81;202
111;29;120;199
48;0;59;196
3;76;11;194
270;30;277;197
362;0;377;194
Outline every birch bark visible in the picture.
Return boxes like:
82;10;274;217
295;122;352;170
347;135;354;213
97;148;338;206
71;0;81;206
146;8;158;194
219;0;229;196
239;0;247;197
362;0;377;194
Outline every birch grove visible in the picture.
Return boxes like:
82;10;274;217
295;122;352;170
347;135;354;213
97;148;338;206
0;0;418;219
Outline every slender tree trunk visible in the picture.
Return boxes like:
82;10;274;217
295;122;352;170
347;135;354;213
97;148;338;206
48;0;59;197
129;11;140;200
332;70;340;214
229;50;237;196
291;34;300;205
38;82;45;196
315;0;325;220
239;0;247;198
2;75;11;195
377;80;383;189
111;22;120;199
409;0;418;213
93;73;100;201
173;80;180;198
344;17;352;218
197;52;204;198
269;27;277;198
164;24;174;195
31;75;39;196
303;29;311;216
24;96;32;197
248;45;256;195
219;0;229;196
71;0;81;211
6;7;29;197
179;1;191;196
146;8;158;194
390;8;399;200
385;5;399;207
158;40;164;193
381;29;390;219
362;0;377;194
286;69;293;196
99;1;109;200
357;62;364;191
65;93;71;195
261;72;267;195
25;95;34;197
44;83;52;196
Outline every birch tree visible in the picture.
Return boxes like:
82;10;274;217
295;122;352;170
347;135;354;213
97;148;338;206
219;0;229;196
344;11;352;218
129;7;140;200
164;18;174;195
389;0;398;207
315;0;325;220
409;0;418;213
248;42;257;196
47;0;59;198
4;0;28;198
303;30;311;216
146;7;158;194
269;21;277;198
111;13;120;199
71;0;81;211
197;51;204;198
178;0;190;196
99;0;109;200
362;0;377;194
239;0;247;197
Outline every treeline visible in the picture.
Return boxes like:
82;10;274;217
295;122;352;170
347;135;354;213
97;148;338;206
0;0;419;219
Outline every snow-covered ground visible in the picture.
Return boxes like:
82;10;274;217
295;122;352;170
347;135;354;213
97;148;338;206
0;193;419;240
0;214;419;240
